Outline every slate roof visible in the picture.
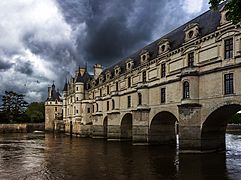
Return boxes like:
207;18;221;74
63;82;68;91
98;2;225;80
75;71;92;83
47;84;62;102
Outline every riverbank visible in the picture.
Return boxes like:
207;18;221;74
226;124;241;132
0;123;44;133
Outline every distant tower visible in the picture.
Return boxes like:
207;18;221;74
45;82;63;131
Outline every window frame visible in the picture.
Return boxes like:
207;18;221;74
183;81;190;99
128;77;131;88
138;93;142;105
142;71;147;83
112;99;115;110
161;88;166;103
224;73;234;95
187;52;194;67
127;96;131;108
161;63;166;78
224;38;233;59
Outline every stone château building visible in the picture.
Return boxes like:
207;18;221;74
45;3;241;151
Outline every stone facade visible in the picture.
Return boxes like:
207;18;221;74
45;84;63;131
46;3;241;151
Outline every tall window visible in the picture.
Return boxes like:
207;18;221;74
188;52;194;67
74;107;76;114
142;71;146;83
107;101;109;111
55;107;57;112
100;88;102;97
161;63;166;78
76;97;78;101
128;77;131;88
183;81;190;99
138;93;142;105
107;86;110;95
161;88;166;103
127;96;131;108
112;99;115;110
87;108;90;113
224;38;233;59
96;103;99;112
93;105;94;113
224;73;234;95
116;82;119;91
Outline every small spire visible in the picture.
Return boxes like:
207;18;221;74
52;80;55;89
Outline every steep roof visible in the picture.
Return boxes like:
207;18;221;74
75;71;92;83
63;82;68;91
99;3;225;78
47;84;62;102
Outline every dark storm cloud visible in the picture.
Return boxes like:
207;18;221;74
0;0;209;102
14;61;33;75
56;0;203;67
0;60;13;71
57;0;167;65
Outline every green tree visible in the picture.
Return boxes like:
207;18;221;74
0;91;28;123
25;102;45;123
209;0;241;24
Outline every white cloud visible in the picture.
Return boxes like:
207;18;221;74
182;0;204;14
0;0;77;102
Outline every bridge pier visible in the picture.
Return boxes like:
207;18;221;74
132;109;150;143
178;104;202;151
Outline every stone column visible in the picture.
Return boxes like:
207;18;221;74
92;114;105;138
178;104;202;151
132;108;150;143
107;112;121;140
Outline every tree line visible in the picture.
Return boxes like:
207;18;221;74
0;91;45;123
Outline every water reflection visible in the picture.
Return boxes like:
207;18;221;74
0;133;240;180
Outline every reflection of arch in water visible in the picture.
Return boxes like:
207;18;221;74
149;111;178;145
120;113;133;140
201;104;241;151
103;116;108;138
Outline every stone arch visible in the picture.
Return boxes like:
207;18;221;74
120;113;133;140
201;103;241;151
149;111;178;145
103;116;108;138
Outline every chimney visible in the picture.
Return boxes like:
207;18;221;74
79;67;86;76
48;86;51;98
94;64;102;79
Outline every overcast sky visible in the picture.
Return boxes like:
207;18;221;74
0;0;210;102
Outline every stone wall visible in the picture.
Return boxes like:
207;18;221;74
0;123;45;133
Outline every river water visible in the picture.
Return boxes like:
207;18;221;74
0;133;240;180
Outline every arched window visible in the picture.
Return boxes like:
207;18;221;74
183;81;190;99
112;99;115;110
138;93;142;105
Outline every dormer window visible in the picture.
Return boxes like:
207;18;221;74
106;71;111;80
99;75;104;84
126;58;134;71
184;23;199;42
90;79;96;87
114;65;121;76
140;50;149;64
188;30;194;39
158;39;170;54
